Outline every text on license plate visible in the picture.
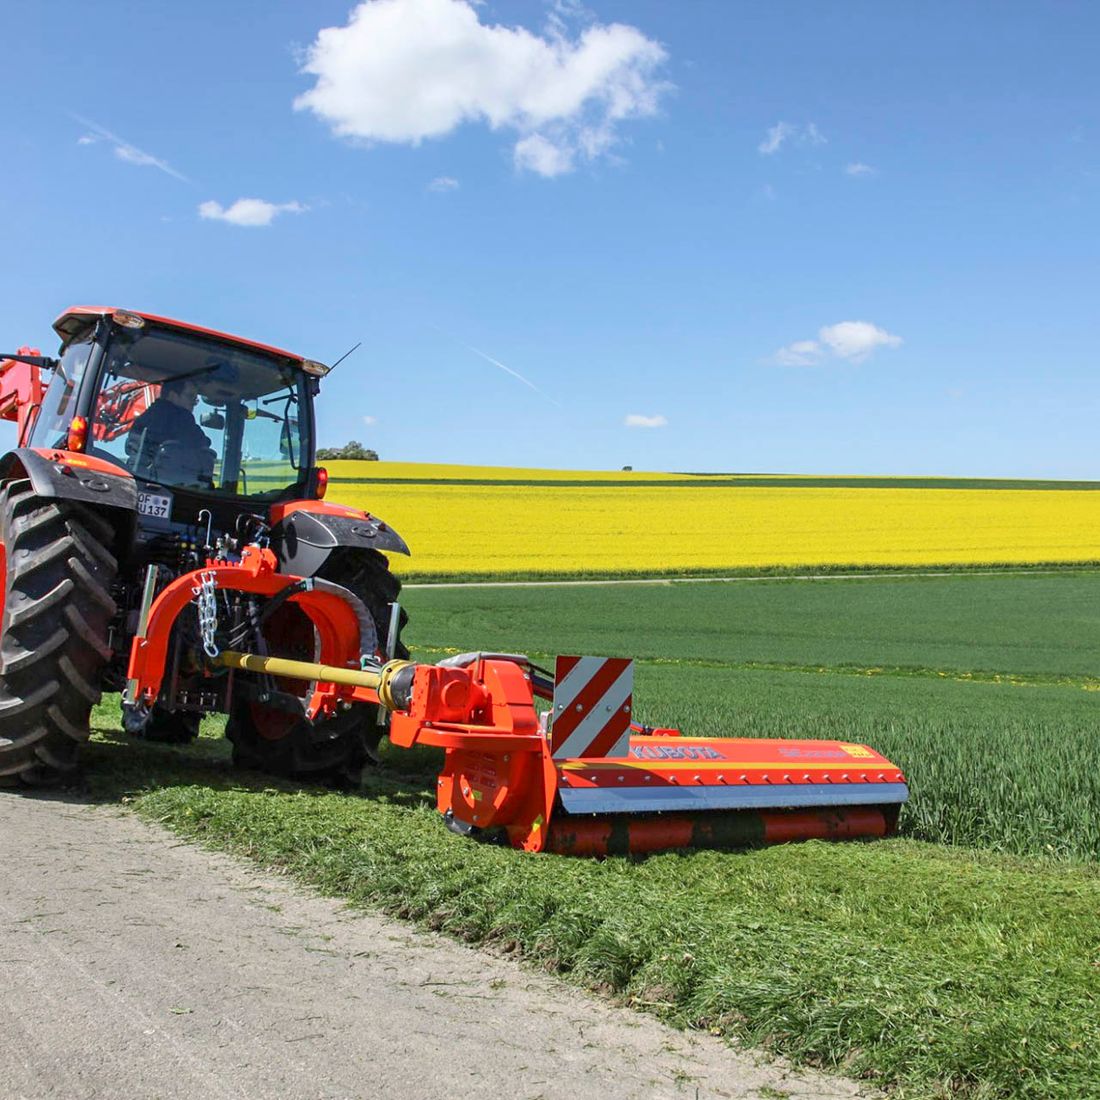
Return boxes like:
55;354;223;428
137;491;172;519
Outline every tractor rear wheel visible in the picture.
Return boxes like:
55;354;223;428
0;479;118;786
225;548;408;781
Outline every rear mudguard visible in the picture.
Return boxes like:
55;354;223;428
268;501;410;577
0;447;138;512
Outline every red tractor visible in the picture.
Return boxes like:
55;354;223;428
0;306;408;785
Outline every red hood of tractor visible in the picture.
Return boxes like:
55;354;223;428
53;306;307;364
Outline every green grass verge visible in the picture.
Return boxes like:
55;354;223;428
82;710;1100;1100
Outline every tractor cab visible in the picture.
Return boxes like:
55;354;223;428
29;307;324;505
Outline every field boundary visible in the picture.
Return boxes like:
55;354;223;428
334;474;1100;490
403;564;1100;588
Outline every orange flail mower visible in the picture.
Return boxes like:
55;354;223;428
126;549;908;856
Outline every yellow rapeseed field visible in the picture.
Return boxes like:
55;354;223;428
324;463;1100;575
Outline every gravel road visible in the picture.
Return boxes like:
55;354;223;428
1;794;874;1100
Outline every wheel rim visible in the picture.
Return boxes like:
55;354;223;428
247;602;315;742
247;700;300;742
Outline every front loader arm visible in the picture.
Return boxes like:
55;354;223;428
0;347;47;444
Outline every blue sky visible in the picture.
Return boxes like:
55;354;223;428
2;0;1098;476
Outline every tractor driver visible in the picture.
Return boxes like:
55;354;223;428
125;376;214;485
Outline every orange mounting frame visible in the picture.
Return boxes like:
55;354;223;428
125;546;378;721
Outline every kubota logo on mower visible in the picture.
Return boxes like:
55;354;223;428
630;744;725;761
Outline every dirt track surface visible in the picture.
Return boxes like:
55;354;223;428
1;796;874;1100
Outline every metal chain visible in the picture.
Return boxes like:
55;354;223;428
192;570;220;658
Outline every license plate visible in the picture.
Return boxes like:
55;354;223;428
137;491;172;519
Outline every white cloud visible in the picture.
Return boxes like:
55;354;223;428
773;321;901;366
818;321;901;361
362;415;378;426
625;413;667;428
427;175;460;192
72;115;189;182
758;120;826;155
198;198;306;227
758;121;793;155
514;133;574;176
115;145;169;169
773;339;822;367
845;161;876;177
294;0;670;177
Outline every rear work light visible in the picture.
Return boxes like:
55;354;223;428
67;416;88;453
315;466;329;499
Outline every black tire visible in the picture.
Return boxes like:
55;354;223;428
0;478;118;785
140;706;200;744
226;548;408;780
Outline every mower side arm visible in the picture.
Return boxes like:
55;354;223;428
0;447;138;512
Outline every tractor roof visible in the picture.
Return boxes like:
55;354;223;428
53;306;307;364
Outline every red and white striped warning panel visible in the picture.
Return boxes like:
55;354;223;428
550;655;633;760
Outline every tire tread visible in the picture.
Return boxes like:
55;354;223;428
0;480;118;782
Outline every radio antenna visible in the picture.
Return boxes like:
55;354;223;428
329;341;362;372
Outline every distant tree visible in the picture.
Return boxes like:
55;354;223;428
316;440;379;461
622;465;633;471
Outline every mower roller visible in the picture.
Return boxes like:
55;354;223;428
0;305;907;856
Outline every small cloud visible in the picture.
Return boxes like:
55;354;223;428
758;122;793;155
773;321;901;366
818;321;901;361
845;161;876;177
773;339;822;367
72;115;189;182
759;183;777;201
514;133;574;177
427;175;460;192
804;122;826;146
198;198;306;227
362;415;378;426
758;121;825;155
294;0;671;178
625;413;667;428
115;145;169;169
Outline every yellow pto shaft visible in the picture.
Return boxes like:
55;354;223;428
217;651;415;711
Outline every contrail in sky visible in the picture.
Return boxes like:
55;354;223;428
71;114;191;183
434;325;562;407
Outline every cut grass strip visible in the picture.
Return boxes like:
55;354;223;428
81;714;1100;1100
